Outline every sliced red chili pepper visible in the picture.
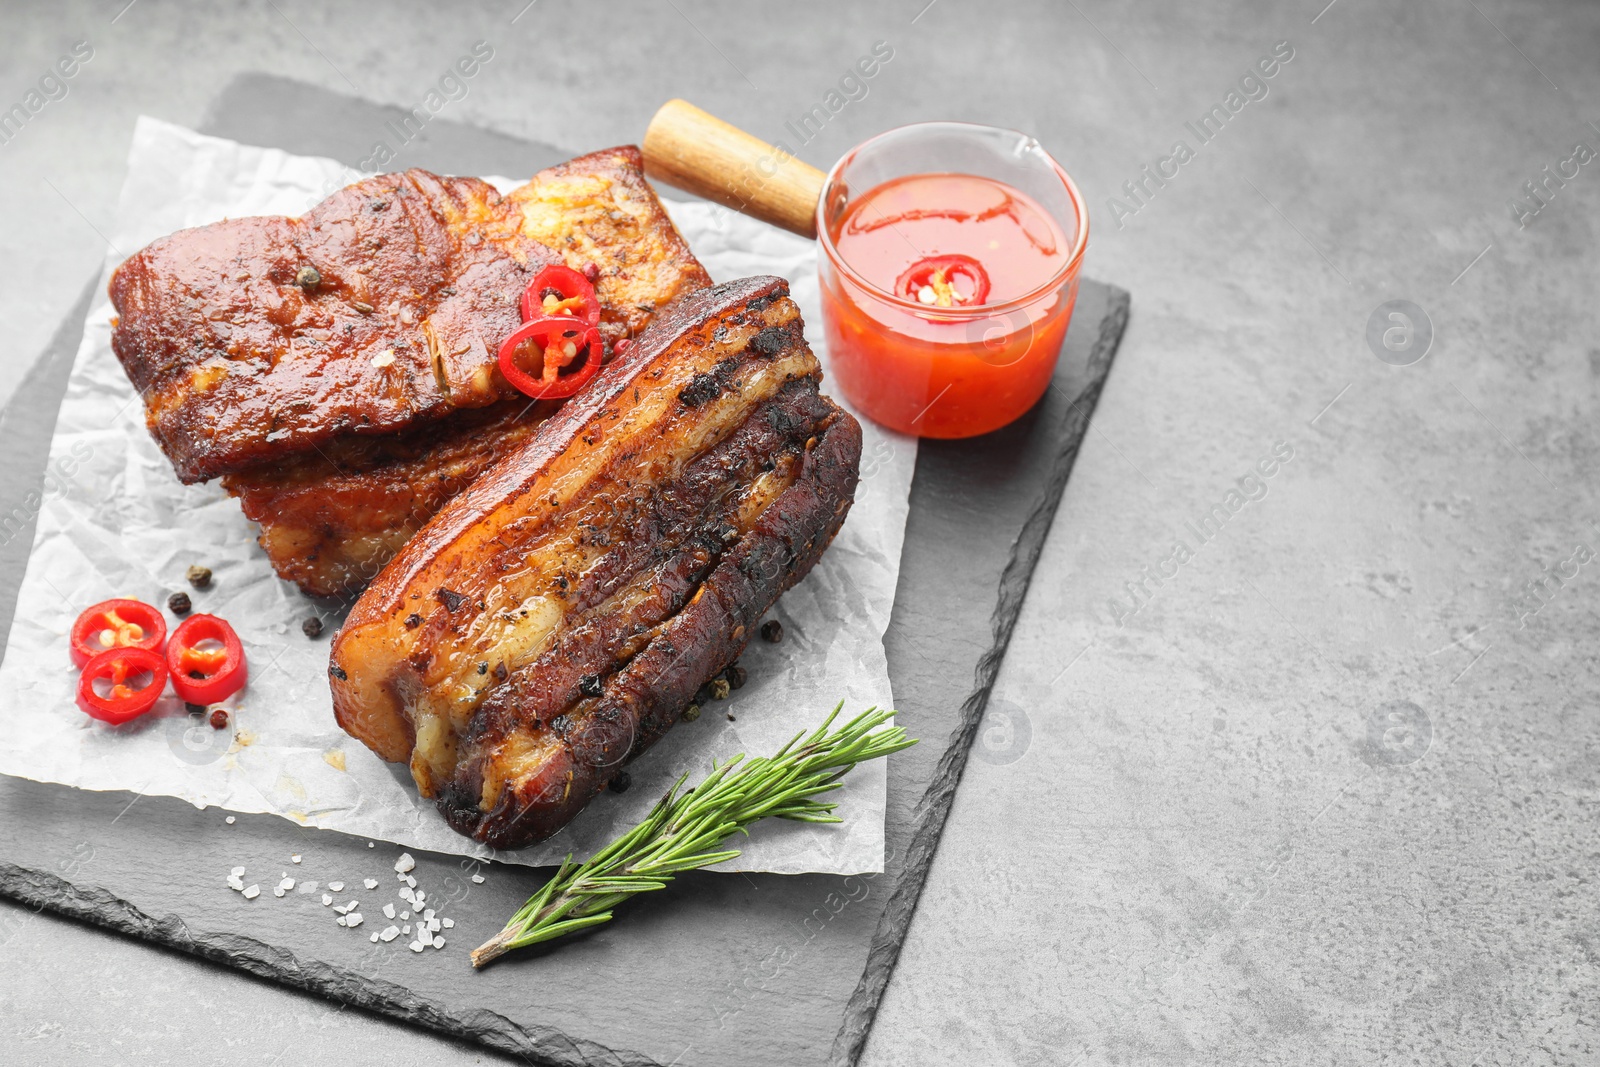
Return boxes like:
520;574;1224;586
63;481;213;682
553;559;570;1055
166;613;248;705
895;254;992;309
69;598;168;669
497;317;604;400
77;646;169;725
519;263;601;326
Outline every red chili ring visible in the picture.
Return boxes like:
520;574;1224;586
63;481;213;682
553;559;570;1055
69;598;168;669
519;263;602;326
166;613;248;705
77;646;169;725
497;317;604;400
895;254;992;308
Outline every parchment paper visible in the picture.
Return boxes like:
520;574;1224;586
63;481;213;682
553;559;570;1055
0;118;915;875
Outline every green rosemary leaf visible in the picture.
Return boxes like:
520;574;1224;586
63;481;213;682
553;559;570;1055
470;705;914;967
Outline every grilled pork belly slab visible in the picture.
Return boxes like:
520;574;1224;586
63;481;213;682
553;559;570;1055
329;276;862;849
110;169;550;484
109;145;710;486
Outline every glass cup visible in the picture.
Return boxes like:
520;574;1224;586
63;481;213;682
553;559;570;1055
816;122;1089;439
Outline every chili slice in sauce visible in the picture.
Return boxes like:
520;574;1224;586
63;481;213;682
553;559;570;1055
166;613;248;705
77;646;169;725
69;598;168;669
519;264;602;326
497;317;604;400
894;253;992;309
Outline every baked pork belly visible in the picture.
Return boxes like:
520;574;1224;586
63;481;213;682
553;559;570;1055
110;146;711;596
329;276;862;849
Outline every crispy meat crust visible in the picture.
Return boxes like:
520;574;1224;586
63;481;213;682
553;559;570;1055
109;145;711;489
329;277;862;849
109;170;549;484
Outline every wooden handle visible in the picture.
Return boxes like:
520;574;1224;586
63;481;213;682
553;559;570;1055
643;99;826;239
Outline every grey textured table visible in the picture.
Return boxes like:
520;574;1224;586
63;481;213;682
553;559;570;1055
2;2;1597;1066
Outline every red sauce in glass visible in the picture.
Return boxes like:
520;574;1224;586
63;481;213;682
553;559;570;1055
820;173;1079;438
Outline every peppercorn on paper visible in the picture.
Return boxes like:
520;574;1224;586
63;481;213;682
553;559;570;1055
0;117;914;874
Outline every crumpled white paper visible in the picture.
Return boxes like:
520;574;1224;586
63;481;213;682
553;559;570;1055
0;118;916;874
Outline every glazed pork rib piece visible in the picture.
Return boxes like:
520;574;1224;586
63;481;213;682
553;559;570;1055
110;146;711;596
329;276;862;849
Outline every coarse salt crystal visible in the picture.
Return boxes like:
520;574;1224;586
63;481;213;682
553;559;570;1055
226;876;244;892
432;937;445;950
242;885;260;899
363;878;378;890
370;932;379;942
427;918;440;932
409;941;424;953
442;918;454;929
395;853;416;874
402;924;411;934
400;911;410;920
273;887;285;898
346;913;364;928
417;927;433;947
225;816;236;825
470;874;484;884
278;878;294;892
405;874;417;888
380;926;399;942
230;866;246;877
321;894;333;906
367;842;375;848
382;903;396;919
328;881;345;892
291;855;301;864
423;908;435;920
336;915;347;926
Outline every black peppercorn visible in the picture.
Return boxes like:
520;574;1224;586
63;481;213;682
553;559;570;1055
760;620;783;643
607;771;631;794
579;674;603;697
301;616;323;638
404;612;422;629
725;665;747;690
168;591;192;616
294;265;321;289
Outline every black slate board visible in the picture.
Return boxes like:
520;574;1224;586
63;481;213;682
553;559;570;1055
0;75;1128;1067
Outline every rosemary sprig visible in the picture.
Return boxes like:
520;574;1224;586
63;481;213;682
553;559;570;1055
470;704;914;967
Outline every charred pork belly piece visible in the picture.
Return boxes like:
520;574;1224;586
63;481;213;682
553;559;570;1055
329;276;862;849
110;146;710;596
109;168;551;484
